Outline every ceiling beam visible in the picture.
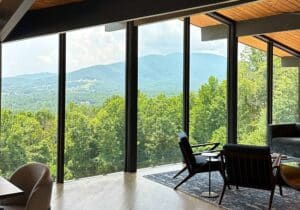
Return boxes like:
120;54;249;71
237;13;300;37
0;0;35;42
104;0;255;32
202;24;228;41
281;56;300;67
105;22;126;32
133;0;256;26
201;13;300;41
5;0;258;42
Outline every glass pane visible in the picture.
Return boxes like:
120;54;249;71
1;35;58;179
137;19;183;168
237;41;267;145
66;26;125;180
189;15;228;147
273;55;298;123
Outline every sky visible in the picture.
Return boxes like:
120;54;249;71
2;19;229;78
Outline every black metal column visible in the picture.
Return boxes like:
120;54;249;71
227;22;238;144
183;17;190;136
267;41;273;125
125;21;138;172
57;33;66;183
266;41;273;146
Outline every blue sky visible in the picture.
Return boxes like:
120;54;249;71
2;19;228;78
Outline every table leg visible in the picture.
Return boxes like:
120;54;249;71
209;169;211;195
201;157;218;198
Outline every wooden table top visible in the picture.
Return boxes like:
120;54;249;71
280;161;300;190
0;176;23;199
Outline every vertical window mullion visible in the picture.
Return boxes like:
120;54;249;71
57;33;66;183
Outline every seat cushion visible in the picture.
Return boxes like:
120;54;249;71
195;155;207;165
272;137;300;157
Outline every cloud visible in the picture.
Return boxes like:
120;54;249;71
190;24;227;56
139;19;184;56
66;19;229;72
2;19;230;77
2;36;58;77
66;26;126;71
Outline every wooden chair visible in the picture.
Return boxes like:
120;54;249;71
174;132;221;190
219;144;282;210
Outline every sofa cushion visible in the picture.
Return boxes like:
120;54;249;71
272;137;300;158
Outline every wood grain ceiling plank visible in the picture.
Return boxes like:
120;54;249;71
190;14;220;27
219;0;300;21
266;30;300;52
239;36;291;57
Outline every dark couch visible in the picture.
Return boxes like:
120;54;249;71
268;123;300;158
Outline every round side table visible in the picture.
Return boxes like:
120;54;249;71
201;152;219;198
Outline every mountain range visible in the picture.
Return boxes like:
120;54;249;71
2;53;226;111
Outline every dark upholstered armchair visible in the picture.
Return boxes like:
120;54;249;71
174;132;222;190
219;144;282;210
268;123;300;157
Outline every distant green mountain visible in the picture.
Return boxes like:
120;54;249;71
2;53;226;111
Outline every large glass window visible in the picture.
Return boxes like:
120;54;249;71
65;26;125;180
1;35;58;179
273;55;299;123
237;40;267;145
189;15;228;147
137;19;183;168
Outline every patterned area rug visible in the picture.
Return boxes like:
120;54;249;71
144;171;300;210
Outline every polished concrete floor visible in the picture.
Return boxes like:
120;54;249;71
51;164;222;210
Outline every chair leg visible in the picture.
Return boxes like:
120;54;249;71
173;166;187;179
268;188;275;210
219;170;230;190
279;184;283;196
174;174;193;190
219;183;227;205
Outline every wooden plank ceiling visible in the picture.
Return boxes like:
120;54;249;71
190;14;220;27
31;0;82;10
191;0;300;57
266;30;300;52
219;0;300;21
29;0;299;57
239;36;291;57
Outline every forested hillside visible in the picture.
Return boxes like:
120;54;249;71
2;53;226;111
0;47;298;180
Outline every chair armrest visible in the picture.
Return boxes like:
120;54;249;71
191;142;220;151
272;155;282;177
202;149;222;153
193;150;222;157
272;155;282;168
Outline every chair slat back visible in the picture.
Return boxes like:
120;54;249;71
222;144;273;190
178;132;196;172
